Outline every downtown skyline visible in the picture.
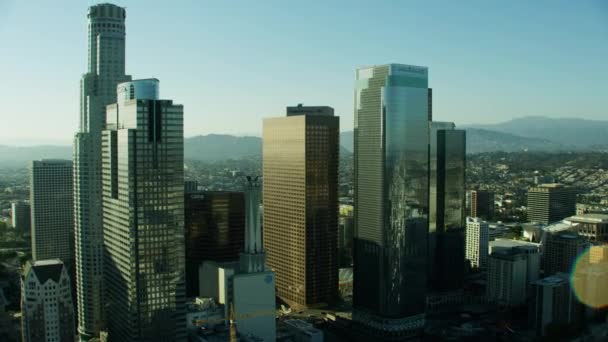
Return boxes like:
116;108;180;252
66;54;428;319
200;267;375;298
1;0;607;145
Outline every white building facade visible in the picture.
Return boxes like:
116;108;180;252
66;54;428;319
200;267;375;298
465;217;489;269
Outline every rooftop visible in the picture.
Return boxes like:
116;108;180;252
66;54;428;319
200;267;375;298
490;238;540;249
567;213;608;224
25;259;65;284
535;273;568;286
543;221;578;233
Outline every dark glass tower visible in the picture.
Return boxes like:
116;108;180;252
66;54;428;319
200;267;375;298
184;190;245;297
429;122;466;291
102;79;186;342
353;64;430;337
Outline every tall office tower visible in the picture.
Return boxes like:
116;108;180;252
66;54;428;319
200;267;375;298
566;213;608;242
102;79;186;341
469;190;494;220
21;259;75;342
30;160;74;265
263;104;339;309
465;217;489;269
10;201;30;233
184;191;245;297
527;183;576;224
73;4;131;339
486;248;528;306
429;121;466;291
531;273;583;337
352;64;429;338
542;231;587;275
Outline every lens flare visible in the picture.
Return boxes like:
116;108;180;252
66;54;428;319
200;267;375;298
570;245;608;309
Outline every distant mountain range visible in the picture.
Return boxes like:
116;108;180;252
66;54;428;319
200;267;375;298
1;117;606;166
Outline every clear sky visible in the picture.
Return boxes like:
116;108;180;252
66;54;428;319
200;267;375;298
1;0;606;145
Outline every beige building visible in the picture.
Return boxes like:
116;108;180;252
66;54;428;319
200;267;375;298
263;104;339;308
566;213;608;242
527;184;576;224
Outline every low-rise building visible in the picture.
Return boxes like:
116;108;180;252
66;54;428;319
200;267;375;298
566;213;608;242
283;319;323;342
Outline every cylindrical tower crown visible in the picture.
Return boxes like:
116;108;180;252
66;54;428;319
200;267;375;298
117;79;160;101
86;3;126;74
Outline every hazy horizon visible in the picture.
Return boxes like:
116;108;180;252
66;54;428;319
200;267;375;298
1;0;607;145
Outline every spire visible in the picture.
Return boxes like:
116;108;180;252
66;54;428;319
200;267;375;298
244;176;263;254
240;176;266;273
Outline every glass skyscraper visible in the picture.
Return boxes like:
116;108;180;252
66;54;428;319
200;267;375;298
101;79;186;342
73;4;131;339
353;64;430;338
429;122;466;291
263;105;339;309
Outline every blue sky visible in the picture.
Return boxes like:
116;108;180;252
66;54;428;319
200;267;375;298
1;0;606;145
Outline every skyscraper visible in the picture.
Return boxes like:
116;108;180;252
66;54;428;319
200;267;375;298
465;217;489;269
10;201;30;234
353;64;429;338
429;121;466;291
486;248;528;306
102;79;186;341
184;190;245;297
21;259;75;342
469;190;494;220
527;183;576;224
531;273;584;337
263;104;339;309
30;160;74;267
542;231;587;275
73;4;131;339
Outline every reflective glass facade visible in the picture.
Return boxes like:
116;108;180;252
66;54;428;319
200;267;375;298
353;64;429;332
102;83;186;342
263;107;339;308
184;191;245;297
429;123;466;291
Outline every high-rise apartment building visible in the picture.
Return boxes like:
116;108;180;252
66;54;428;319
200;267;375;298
21;259;75;342
542;231;587;275
73;4;131;339
352;64;430;338
30;160;74;266
263;104;339;309
465;217;489;269
429;121;466;291
486;248;528;306
527;184;576;224
11;201;30;233
102;79;186;341
184;190;245;297
531;273;584;337
489;239;541;289
469;190;494;220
